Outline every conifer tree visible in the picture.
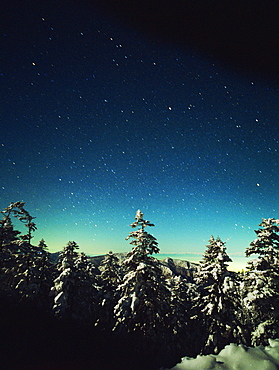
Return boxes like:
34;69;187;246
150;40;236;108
0;209;20;248
73;252;99;322
243;218;279;345
33;239;54;308
13;205;37;245
100;251;121;286
13;239;53;308
0;211;20;292
167;276;196;357
0;202;48;303
113;210;171;350
246;218;279;262
98;251;122;329
37;238;48;251
0;203;23;289
51;241;79;318
192;236;245;354
0;202;37;246
52;242;98;322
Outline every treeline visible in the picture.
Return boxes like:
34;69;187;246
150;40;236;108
1;203;279;369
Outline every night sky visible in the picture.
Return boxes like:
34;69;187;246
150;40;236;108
1;0;279;270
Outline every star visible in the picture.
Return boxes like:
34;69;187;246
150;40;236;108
1;0;279;273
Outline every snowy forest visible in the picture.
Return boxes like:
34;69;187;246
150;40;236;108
1;202;279;369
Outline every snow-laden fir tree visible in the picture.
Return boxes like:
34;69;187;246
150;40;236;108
192;236;246;354
246;218;279;260
52;241;76;318
0;202;37;246
0;203;21;249
98;251;122;329
0;203;53;307
113;210;172;347
12;203;37;245
243;218;279;346
0;202;33;274
51;241;98;321
100;251;122;286
0;205;20;293
72;252;99;322
11;239;54;308
167;275;197;357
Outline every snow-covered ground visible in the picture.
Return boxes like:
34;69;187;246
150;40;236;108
171;339;279;369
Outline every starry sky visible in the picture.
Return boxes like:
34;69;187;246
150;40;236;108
1;0;279;270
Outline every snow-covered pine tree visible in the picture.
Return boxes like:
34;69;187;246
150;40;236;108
113;210;171;348
100;251;121;286
12;204;37;245
0;204;21;248
167;275;197;357
246;218;279;262
0;203;53;307
32;239;54;308
52;242;98;322
0;202;37;246
51;241;79;318
11;239;53;308
72;252;99;322
0;202;36;276
192;236;245;354
0;202;28;284
98;251;122;329
243;218;279;346
0;204;20;295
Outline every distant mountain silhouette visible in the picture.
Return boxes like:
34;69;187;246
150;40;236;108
50;252;198;281
89;253;198;281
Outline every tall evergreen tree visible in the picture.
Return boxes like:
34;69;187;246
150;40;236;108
100;251;121;284
167;275;196;357
13;205;37;245
243;218;279;345
73;252;99;322
0;202;51;306
13;240;53;308
246;218;279;262
113;210;172;349
0;210;20;248
0;202;37;246
51;242;98;322
51;241;79;318
98;251;122;329
192;236;245;354
0;202;25;286
0;212;20;293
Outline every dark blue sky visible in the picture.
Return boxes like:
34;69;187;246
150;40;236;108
1;0;279;269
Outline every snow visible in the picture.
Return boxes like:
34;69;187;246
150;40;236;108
171;339;279;370
130;291;139;313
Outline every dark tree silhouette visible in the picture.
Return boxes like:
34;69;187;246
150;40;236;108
192;236;245;354
243;218;279;345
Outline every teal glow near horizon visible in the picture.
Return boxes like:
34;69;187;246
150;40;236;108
1;1;279;273
15;203;273;272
